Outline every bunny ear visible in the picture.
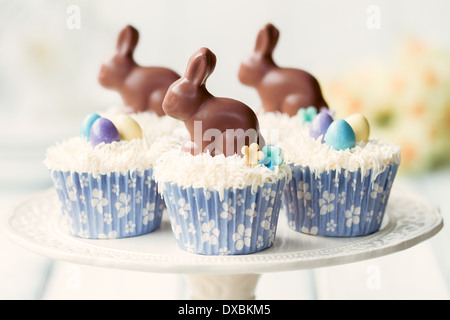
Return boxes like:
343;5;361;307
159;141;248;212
116;25;139;57
184;47;217;86
254;23;279;57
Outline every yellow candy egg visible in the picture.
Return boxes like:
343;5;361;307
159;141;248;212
345;113;370;142
113;114;143;141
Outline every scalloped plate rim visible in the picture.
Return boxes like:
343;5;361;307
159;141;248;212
1;188;443;274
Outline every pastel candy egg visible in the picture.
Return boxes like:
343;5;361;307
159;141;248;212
345;113;370;142
324;119;356;151
113;114;143;141
309;111;334;142
79;113;101;140
89;118;120;147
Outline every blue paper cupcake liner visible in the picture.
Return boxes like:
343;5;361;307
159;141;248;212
162;178;287;255
283;163;399;237
50;168;165;239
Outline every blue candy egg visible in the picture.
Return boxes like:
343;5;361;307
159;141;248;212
309;111;334;142
80;113;101;141
89;118;121;147
324;119;356;151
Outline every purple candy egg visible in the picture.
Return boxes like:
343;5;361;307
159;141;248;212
309;111;334;142
89;118;120;147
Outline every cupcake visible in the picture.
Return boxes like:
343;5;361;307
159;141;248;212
154;148;290;255
155;47;291;255
280;111;401;237
43;112;177;239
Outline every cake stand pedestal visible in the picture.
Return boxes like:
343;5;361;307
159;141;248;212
1;188;442;300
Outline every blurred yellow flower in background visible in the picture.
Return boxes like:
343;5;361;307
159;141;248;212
323;38;450;175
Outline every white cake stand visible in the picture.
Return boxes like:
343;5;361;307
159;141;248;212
1;188;443;300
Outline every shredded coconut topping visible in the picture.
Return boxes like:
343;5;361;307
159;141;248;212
44;108;185;176
257;111;401;177
280;134;401;177
153;148;292;197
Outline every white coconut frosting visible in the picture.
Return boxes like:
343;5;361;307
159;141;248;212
44;133;182;176
153;148;292;198
257;111;400;177
44;106;188;175
280;132;401;178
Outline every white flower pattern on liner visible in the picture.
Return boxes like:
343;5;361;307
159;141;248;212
196;208;206;222
301;226;318;235
128;177;137;189
326;219;337;233
319;191;335;215
220;199;235;220
337;192;346;205
345;205;361;227
262;188;276;202
98;231;117;239
91;188;108;213
366;210;374;223
135;190;142;204
297;182;312;201
125;220;136;234
187;223;197;234
268;225;277;245
245;203;257;222
115;193;131;218
112;184;120;196
79;211;87;224
256;235;264;248
142;202;155;224
184;243;195;253
219;247;231;255
201;220;220;245
170;217;182;240
80;175;89;188
236;193;244;206
370;183;384;199
306;207;315;219
177;198;191;219
103;213;112;224
261;207;274;230
233;224;252;250
65;178;77;201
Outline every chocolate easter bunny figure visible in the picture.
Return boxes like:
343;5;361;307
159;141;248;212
163;47;265;157
238;23;328;116
98;25;180;116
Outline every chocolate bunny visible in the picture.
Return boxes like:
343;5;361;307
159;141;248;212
238;23;328;116
163;47;264;157
98;25;180;116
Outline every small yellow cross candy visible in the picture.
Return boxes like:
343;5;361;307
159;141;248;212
241;143;264;167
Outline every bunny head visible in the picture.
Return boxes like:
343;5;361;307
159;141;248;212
238;23;279;87
98;25;139;90
163;47;216;121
